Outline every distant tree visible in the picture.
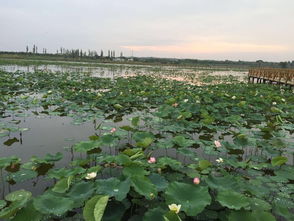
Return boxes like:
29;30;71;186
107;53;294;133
94;50;98;58
33;45;36;54
279;62;288;69
80;49;83;57
36;46;38;54
256;60;264;67
108;50;110;57
100;50;103;57
26;46;29;53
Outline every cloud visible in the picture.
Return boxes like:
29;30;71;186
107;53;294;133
122;40;287;54
0;0;293;61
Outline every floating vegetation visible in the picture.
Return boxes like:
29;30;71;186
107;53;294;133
0;68;293;220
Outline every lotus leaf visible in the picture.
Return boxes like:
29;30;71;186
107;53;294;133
165;182;211;216
216;190;250;210
52;176;73;193
11;201;43;221
5;190;32;202
33;193;74;216
271;156;288;166
130;176;157;199
8;169;37;183
83;195;109;221
149;173;168;191
96;178;130;201
228;210;276;221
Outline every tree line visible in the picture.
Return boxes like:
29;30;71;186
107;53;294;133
25;45;124;59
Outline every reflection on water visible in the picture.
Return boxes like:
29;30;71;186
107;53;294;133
0;64;131;79
0;63;248;84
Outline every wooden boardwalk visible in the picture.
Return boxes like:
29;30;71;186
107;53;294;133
248;68;294;87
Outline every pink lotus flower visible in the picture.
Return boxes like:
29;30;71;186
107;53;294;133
110;128;116;133
172;103;178;107
193;177;200;184
214;140;221;148
148;157;156;164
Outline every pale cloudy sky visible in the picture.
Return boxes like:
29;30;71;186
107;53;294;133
0;0;293;61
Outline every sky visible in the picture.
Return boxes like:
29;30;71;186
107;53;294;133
0;0;293;62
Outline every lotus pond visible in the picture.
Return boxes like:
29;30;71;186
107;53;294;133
0;67;293;221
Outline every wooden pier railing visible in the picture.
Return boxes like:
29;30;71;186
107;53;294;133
248;68;294;87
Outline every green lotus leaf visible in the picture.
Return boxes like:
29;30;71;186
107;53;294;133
181;167;200;179
233;134;249;146
206;175;241;191
248;197;271;211
5;190;32;202
143;208;166;221
96;178;130;201
52;176;74;193
131;116;140;127
271;156;287;166
8;169;37;183
87;165;102;173
0;199;27;219
123;164;149;177
270;107;282;113
115;154;132;165
156;139;174;149
133;132;154;142
47;167;86;179
165;181;211;216
177;148;195;158
172;136;195;148
228;210;276;221
148;173;168;191
0;200;7;210
120;125;135;132
94;195;109;221
163;211;182;221
30;153;63;165
43;152;63;162
130;176;157;199
74;141;101;153
114;104;123;109
158;157;182;171
11;201;43;221
137;137;154;148
0;156;21;169
70;159;91;167
273;202;294;220
100;134;118;146
198;160;212;170
122;148;142;157
33;193;74;216
67;181;95;207
83;195;109;221
217;190;250;210
274;166;294;180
